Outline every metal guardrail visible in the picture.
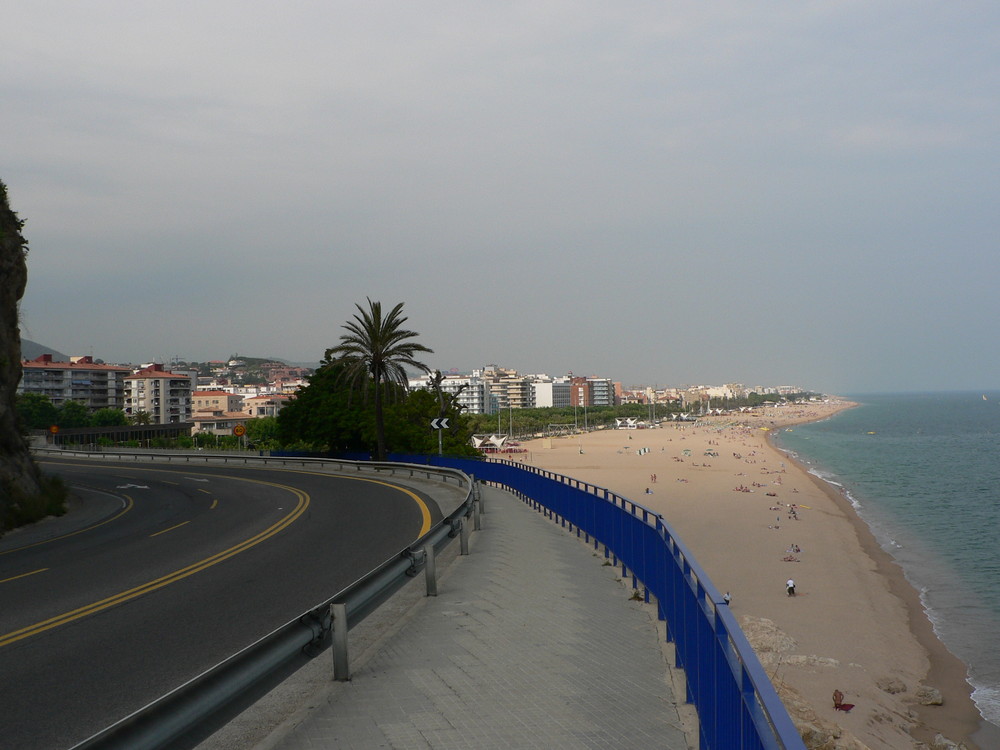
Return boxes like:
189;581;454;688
51;451;478;750
405;455;806;750
33;448;470;488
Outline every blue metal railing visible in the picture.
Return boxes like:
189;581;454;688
403;454;805;750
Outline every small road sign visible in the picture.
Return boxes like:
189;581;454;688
430;418;449;430
233;424;247;437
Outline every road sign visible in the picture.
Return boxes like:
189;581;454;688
233;424;247;437
430;418;449;430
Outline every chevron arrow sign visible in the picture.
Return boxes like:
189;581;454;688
431;418;449;430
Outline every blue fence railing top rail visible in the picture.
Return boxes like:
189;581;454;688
398;454;805;750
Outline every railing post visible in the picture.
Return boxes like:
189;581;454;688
425;545;437;596
460;518;470;555
331;602;350;681
473;499;482;531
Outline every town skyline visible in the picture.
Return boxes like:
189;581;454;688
22;337;812;397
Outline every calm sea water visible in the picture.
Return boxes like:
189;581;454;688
774;392;1000;729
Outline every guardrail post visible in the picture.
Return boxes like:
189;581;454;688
331;602;350;681
425;546;437;596
474;479;485;513
473;499;482;531
460;518;470;555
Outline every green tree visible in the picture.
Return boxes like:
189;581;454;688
324;299;433;461
383;388;478;456
276;363;370;452
92;408;128;427
56;400;91;428
245;416;280;451
15;392;58;431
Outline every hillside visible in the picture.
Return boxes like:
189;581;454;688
20;338;70;361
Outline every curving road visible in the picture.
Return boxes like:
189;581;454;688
0;457;445;750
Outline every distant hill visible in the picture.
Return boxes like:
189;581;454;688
20;338;69;361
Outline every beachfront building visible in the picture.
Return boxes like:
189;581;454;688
407;374;496;415
570;377;591;407
587;377;616;406
568;376;617;408
532;378;571;408
477;366;534;410
19;355;131;411
123;364;194;424
409;366;618;414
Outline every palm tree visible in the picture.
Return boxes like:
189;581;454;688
325;299;433;460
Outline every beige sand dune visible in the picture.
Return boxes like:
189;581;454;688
506;402;983;749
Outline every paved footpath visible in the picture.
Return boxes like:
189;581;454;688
256;485;694;749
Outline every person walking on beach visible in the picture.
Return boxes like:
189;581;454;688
786;578;796;596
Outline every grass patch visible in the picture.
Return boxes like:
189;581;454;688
1;474;68;532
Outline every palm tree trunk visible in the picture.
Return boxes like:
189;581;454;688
373;370;387;461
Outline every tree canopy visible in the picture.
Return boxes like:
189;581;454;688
323;299;433;460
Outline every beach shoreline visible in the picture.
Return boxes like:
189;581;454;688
509;400;989;748
772;428;991;747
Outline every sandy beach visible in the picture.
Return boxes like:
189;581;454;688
507;401;986;749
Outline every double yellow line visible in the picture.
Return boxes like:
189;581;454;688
0;479;309;648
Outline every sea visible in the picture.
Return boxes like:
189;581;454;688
773;392;1000;731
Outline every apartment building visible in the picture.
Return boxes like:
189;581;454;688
585;377;615;406
19;355;132;410
407;374;496;415
243;393;291;417
532;378;571;408
477;366;533;410
123;364;193;424
192;390;244;413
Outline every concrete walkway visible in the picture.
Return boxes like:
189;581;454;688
254;486;694;749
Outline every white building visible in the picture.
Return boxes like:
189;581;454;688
408;374;495;415
532;378;571;408
123;364;193;424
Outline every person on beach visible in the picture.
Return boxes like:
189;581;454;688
786;579;796;596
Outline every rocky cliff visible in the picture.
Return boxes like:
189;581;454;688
0;180;42;527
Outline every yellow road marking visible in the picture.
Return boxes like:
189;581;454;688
5;463;432;647
150;521;190;537
265;469;433;536
0;480;309;648
1;568;48;584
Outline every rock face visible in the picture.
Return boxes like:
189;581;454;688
0;180;42;526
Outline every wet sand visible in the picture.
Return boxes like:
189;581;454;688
504;401;986;749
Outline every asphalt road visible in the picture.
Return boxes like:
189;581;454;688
0;457;445;750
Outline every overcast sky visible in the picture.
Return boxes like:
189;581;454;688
5;2;998;394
